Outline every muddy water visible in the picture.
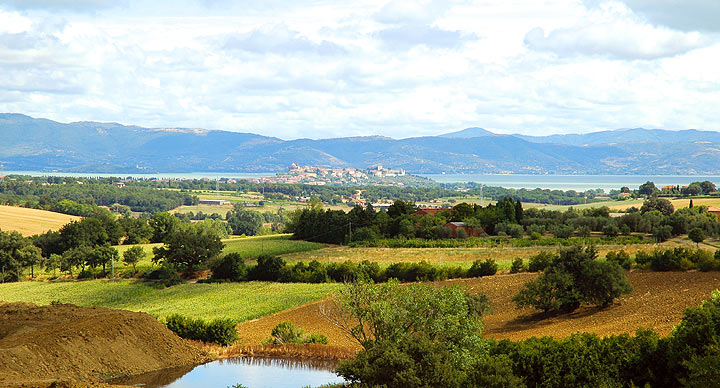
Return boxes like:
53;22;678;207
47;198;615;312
111;357;345;388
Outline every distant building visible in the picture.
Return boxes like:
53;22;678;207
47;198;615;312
371;203;392;212
444;222;480;238
198;199;229;205
113;182;126;188
617;192;632;199
707;207;720;221
413;208;444;216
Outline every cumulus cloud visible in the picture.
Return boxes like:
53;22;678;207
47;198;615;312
525;2;709;59
375;25;476;50
224;25;346;56
0;0;719;139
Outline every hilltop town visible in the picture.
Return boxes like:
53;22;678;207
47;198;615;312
243;163;434;187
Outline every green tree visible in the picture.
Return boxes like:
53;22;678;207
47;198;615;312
689;228;706;248
122;246;146;272
638;181;659;197
17;244;42;278
210;252;248;281
119;216;153;244
325;280;485;353
226;205;264;236
149;212;180;243
684;183;702;196
641;197;675;216
152;222;224;271
699;180;716;195
513;245;632;313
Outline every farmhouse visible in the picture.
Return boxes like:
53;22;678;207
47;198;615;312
707;206;720;221
412;208;444;216
444;221;480;238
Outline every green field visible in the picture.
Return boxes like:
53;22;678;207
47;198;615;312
0;280;340;322
222;235;324;259
31;235;325;277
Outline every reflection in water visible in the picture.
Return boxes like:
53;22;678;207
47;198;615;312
110;357;345;388
110;364;196;387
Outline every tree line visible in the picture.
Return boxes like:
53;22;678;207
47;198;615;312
0;211;228;282
0;176;196;215
288;196;719;245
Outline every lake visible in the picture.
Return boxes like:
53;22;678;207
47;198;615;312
110;357;345;388
420;174;720;192
6;170;720;192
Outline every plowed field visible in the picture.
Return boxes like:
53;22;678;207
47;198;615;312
237;271;720;349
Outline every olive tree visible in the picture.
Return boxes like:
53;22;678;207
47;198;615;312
152;222;224;271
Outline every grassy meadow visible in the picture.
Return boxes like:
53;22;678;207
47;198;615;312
107;235;324;274
0;205;80;236
0;279;340;322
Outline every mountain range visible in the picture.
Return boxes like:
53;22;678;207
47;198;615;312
1;113;720;175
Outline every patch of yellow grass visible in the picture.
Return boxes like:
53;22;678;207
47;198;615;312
0;205;80;236
283;237;714;269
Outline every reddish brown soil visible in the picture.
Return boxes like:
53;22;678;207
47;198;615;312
237;271;720;349
0;303;210;388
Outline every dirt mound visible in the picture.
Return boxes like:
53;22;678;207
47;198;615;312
237;271;720;348
0;303;210;387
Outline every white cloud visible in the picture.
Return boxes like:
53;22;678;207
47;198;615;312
223;25;346;56
524;2;710;59
0;0;718;140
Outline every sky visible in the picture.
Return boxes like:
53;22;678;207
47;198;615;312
0;0;718;139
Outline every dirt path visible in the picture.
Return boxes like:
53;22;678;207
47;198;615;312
237;271;720;348
0;303;210;387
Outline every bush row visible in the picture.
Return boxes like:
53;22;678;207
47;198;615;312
636;247;720;271
164;314;238;346
508;246;720;274
350;235;649;249
209;253;498;284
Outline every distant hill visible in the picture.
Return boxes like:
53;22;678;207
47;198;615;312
2;113;720;174
515;128;720;146
439;127;495;138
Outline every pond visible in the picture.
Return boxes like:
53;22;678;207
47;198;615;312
111;357;346;388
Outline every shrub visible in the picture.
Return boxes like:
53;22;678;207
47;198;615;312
467;259;498;277
528;251;554;272
386;261;442;282
510;258;524;274
576;225;591;237
505;224;524;239
210;253;248;281
526;224;546;236
146;265;185;287
602;224;620;238
264;322;328;345
248;254;285;281
165;314;238;346
606;249;633;270
551;225;574;239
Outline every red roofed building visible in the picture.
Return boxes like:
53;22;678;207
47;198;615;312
707;206;720;221
413;208;444;216
444;222;481;238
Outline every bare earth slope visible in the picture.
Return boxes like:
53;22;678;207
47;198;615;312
237;271;720;347
0;303;209;387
